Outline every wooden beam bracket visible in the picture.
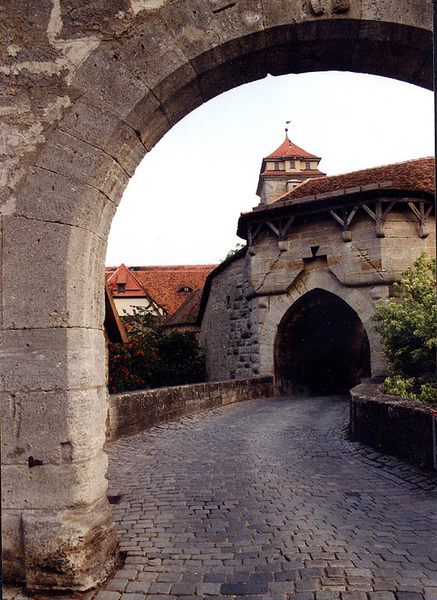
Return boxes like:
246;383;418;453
407;200;432;238
328;208;355;242
266;220;280;237
248;222;263;247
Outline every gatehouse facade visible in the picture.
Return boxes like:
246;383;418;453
200;150;435;393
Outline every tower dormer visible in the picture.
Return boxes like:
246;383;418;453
256;133;325;205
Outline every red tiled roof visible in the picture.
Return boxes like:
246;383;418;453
273;157;435;205
265;136;320;160
165;288;203;326
106;264;152;299
260;169;326;177
105;264;217;315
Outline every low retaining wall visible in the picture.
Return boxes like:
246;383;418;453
107;377;274;441
350;383;436;469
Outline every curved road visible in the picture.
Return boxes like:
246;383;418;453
102;396;437;599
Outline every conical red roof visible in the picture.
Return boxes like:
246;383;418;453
265;136;320;160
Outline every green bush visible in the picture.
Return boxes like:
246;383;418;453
372;253;436;404
108;332;206;394
108;307;206;394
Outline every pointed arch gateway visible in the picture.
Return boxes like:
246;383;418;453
275;289;371;395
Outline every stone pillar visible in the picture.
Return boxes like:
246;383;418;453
1;214;118;590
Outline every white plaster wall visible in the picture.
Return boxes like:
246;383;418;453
113;297;161;316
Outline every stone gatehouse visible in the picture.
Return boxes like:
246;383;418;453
199;140;435;394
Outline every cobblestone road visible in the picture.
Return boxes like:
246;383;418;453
100;396;437;600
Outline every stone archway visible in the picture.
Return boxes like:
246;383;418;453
1;0;433;591
275;289;371;396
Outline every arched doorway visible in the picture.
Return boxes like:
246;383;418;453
275;289;371;395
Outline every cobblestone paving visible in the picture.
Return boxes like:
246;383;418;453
4;396;436;600
97;396;437;600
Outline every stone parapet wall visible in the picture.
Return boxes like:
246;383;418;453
107;377;274;441
350;383;436;469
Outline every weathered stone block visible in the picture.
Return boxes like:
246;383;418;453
22;498;118;590
353;19;432;89
2;328;106;392
162;80;203;127
35;130;129;205
125;94;170;152
15;167;115;236
60;0;130;37
2;387;107;466
2;451;108;510
2;511;25;583
3;216;107;329
262;0;309;29
59;99;146;177
361;0;432;30
161;0;264;74
197;60;247;103
71;47;148;118
110;13;196;102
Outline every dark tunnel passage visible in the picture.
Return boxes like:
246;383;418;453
275;289;371;395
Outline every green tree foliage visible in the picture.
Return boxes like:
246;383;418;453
372;253;436;403
108;306;206;393
223;242;245;261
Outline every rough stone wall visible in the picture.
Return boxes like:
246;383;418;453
1;0;433;591
380;210;436;276
200;255;261;380
247;212;433;293
259;177;288;205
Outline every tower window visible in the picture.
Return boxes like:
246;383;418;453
117;283;126;293
305;161;312;170
274;161;280;170
289;160;295;169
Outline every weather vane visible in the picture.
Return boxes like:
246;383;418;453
285;120;291;140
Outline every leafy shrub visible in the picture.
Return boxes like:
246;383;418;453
108;307;205;393
372;253;436;404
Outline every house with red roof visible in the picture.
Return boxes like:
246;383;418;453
198;134;435;396
106;263;216;319
106;263;164;317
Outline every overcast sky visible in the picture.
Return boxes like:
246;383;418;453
106;71;434;267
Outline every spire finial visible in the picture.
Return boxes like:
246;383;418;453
285;120;291;139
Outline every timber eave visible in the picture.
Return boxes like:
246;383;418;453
237;187;434;240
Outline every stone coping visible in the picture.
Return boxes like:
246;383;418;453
107;377;274;442
350;382;436;470
351;381;436;413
